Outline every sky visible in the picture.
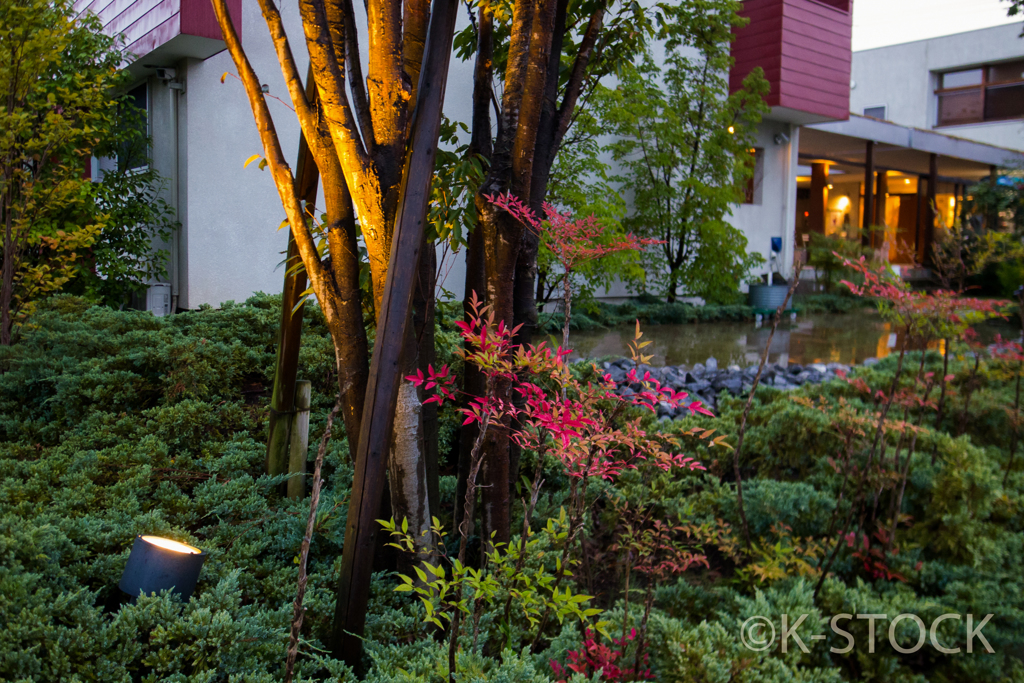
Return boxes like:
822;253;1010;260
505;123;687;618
852;0;1019;51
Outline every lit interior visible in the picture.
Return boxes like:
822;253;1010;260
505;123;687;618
141;535;201;554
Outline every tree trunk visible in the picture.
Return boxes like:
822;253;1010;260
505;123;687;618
455;5;492;541
387;323;434;572
416;231;440;513
267;99;317;478
331;0;460;665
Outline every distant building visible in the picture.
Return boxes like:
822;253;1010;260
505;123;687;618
849;23;1024;152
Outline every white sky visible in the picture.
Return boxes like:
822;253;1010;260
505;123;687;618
852;0;1019;51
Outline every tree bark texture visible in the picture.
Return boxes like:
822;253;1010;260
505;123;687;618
465;0;608;548
210;0;458;668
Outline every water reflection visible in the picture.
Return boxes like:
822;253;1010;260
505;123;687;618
565;312;1008;367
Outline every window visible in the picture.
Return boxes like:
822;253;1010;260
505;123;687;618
936;60;1024;126
863;105;886;120
743;148;764;204
116;83;149;171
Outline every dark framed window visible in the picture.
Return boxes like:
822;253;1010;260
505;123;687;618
117;83;149;171
936;60;1024;127
743;148;764;205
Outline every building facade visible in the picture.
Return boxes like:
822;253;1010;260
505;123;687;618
78;0;1024;311
849;23;1024;152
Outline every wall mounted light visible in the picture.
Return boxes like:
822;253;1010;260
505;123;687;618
837;196;850;210
949;197;956;207
119;535;207;601
827;184;834;190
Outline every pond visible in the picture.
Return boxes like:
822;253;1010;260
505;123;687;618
564;312;1016;368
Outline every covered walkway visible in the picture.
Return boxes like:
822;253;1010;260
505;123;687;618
796;114;1023;265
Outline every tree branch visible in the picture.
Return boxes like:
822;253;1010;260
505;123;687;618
211;0;331;306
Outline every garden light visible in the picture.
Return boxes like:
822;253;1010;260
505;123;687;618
119;535;207;601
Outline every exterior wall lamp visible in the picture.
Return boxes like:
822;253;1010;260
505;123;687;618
119;535;207;601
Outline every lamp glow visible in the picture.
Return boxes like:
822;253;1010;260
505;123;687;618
949;197;956;207
728;126;735;134
837;196;850;210
141;535;201;554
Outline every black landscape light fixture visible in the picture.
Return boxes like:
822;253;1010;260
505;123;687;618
119;535;207;601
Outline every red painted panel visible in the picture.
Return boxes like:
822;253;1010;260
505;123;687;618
181;0;240;41
783;13;851;42
780;43;850;72
779;94;848;119
731;0;851;120
761;64;850;92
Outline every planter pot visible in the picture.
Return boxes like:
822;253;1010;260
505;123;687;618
748;284;790;310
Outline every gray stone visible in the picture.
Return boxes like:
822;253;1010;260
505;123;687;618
810;363;828;374
691;363;705;376
713;377;743;395
686;380;712;394
862;357;880;366
788;363;804;374
705;357;718;372
727;364;742;373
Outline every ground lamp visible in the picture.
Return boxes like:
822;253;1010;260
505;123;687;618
119;535;207;601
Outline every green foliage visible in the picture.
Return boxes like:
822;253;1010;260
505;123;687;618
0;0;176;342
805;233;870;293
63;106;178;308
428;117;485;250
3;291;1024;681
539;109;639;309
596;0;769;303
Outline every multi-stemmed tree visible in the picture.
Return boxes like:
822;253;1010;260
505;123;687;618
209;0;460;664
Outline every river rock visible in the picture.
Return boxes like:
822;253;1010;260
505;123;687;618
705;357;718;372
788;363;803;375
686;380;711;394
713;376;743;395
809;363;828;374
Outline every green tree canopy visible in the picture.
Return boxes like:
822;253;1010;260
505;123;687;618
596;0;769;303
0;0;175;344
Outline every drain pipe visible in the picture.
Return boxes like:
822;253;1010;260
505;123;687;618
167;72;184;312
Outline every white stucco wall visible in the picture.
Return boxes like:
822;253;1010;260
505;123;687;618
850;24;1024;152
148;0;477;308
728;120;800;283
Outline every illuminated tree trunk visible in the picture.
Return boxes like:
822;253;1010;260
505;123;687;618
210;0;458;667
